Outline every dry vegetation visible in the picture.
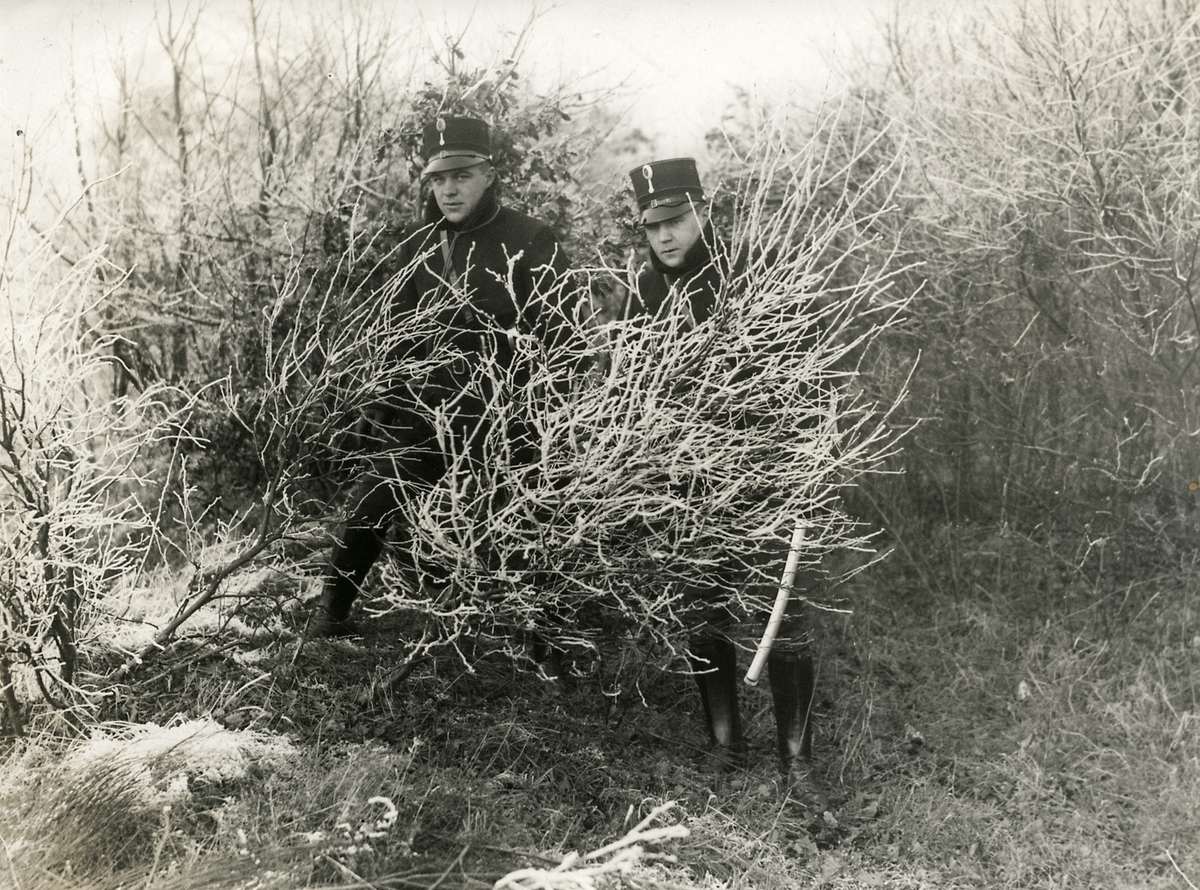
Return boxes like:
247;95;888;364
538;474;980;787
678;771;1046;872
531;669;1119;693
2;1;1200;889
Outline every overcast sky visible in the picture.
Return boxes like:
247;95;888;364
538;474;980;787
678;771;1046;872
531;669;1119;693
0;0;931;204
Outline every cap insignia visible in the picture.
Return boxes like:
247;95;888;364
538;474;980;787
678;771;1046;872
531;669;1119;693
436;117;447;146
642;164;654;194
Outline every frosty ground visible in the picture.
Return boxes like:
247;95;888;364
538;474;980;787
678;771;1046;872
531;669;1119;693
3;524;1197;890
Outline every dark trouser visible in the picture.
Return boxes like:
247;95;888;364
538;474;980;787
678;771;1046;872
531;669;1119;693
685;565;818;775
322;450;446;620
320;397;474;621
322;392;534;622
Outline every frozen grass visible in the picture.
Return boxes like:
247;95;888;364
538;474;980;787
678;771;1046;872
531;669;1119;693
0;717;299;888
87;556;311;655
822;525;1200;889
3;525;1198;889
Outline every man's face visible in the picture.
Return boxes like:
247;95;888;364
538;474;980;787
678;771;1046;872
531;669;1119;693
644;206;705;268
428;163;495;224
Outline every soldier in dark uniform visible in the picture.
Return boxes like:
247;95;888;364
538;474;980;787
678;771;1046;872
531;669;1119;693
312;116;574;637
626;157;818;780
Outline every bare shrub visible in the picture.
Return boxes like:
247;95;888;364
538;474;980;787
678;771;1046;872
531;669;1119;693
351;115;911;669
854;0;1200;556
0;207;184;730
109;106;906;678
60;2;625;512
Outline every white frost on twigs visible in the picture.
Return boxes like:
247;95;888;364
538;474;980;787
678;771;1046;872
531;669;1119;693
493;801;688;890
363;120;910;661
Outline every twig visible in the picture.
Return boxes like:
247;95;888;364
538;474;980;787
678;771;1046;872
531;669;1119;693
0;658;23;737
1166;850;1199;890
428;845;469;890
745;520;805;686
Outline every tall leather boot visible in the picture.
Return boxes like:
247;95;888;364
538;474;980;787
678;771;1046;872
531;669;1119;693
312;570;361;638
312;525;385;638
688;637;745;763
768;649;815;776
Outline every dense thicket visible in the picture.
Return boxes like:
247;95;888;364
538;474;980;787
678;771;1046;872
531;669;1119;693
3;2;908;724
845;1;1200;562
63;3;628;511
10;0;1197;730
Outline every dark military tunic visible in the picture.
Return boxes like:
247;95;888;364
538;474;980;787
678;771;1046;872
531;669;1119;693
387;188;572;415
624;226;815;646
396;190;571;357
369;188;574;464
331;187;573;581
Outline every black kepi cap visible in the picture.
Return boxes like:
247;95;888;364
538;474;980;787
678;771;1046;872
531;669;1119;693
628;157;706;224
421;116;492;176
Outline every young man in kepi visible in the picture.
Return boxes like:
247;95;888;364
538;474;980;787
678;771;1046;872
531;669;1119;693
626;156;818;782
311;115;575;638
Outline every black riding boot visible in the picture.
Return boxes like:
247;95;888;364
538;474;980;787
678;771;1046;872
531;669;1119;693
689;637;745;763
312;524;385;637
313;572;361;638
767;649;815;775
